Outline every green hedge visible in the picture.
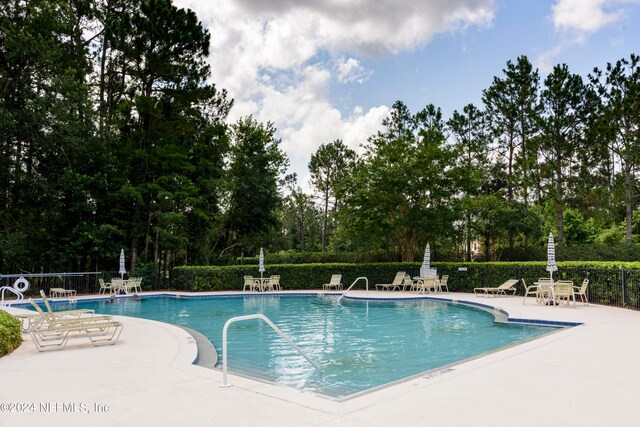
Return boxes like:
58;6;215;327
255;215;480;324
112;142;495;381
236;250;398;265
173;263;415;292
172;261;640;310
232;245;640;265
0;310;22;357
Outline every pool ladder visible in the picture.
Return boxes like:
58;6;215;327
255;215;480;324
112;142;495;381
220;314;318;387
0;286;24;308
337;276;369;302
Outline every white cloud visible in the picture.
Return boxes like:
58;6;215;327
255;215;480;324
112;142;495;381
534;44;565;74
174;0;495;190
337;58;371;84
551;0;640;37
537;0;639;75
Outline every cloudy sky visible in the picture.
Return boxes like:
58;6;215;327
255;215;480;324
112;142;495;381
174;0;640;190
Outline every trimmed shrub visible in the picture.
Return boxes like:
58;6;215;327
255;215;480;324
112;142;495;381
0;310;22;357
173;261;640;310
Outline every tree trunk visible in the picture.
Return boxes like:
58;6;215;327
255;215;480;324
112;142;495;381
624;161;633;245
322;188;328;251
484;231;491;261
466;212;471;262
555;155;564;248
131;245;137;272
507;133;515;256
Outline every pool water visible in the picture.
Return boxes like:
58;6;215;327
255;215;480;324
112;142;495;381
41;295;553;398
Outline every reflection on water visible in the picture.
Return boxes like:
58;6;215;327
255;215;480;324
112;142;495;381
41;295;553;398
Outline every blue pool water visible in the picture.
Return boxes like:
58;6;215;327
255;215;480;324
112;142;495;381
37;295;553;398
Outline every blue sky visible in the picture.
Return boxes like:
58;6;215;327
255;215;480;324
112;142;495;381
335;0;640;119
175;0;640;190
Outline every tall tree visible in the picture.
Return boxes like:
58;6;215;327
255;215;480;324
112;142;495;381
590;54;640;245
343;101;456;261
280;186;322;251
308;139;356;252
0;0;98;271
102;0;231;273
538;64;593;248
448;104;490;261
483;56;541;253
225;116;288;252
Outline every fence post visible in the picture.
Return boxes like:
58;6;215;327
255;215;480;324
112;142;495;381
622;267;627;307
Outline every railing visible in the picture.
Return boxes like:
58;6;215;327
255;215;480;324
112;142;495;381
337;277;369;302
220;314;318;387
0;286;24;308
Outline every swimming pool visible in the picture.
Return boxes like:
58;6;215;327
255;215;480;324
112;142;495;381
37;295;554;398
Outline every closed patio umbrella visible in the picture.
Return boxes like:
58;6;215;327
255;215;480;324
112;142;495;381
119;249;126;279
259;247;265;280
420;243;430;278
546;233;558;282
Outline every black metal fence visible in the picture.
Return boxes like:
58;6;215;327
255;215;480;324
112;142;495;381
3;265;640;312
0;270;157;299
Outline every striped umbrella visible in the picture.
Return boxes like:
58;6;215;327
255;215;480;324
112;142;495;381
546;233;558;282
259;247;265;280
420;243;430;278
119;249;127;279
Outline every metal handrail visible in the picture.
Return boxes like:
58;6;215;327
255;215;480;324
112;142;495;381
0;272;101;278
337;276;369;302
220;313;318;387
0;286;24;308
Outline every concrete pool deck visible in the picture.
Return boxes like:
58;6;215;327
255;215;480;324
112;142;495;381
2;290;640;426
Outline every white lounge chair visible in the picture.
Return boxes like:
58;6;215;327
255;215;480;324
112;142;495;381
375;272;406;291
38;290;98;319
28;299;123;351
322;275;343;290
474;279;519;297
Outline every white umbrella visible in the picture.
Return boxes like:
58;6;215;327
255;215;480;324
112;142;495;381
119;249;127;279
420;243;431;278
258;247;265;280
546;233;558;282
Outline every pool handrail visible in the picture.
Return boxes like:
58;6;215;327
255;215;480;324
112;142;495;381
337;277;369;302
220;313;318;388
0;286;24;308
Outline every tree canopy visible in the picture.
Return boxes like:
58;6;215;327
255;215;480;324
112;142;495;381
1;1;639;273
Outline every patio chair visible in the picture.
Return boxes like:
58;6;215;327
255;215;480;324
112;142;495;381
400;274;415;291
438;275;450;293
267;275;281;291
28;299;123;351
474;279;519;297
111;278;125;294
554;280;576;306
243;276;259;292
322;274;343;290
125;277;142;294
375;272;406;291
416;276;438;293
573;279;589;304
522;279;542;305
98;278;116;295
